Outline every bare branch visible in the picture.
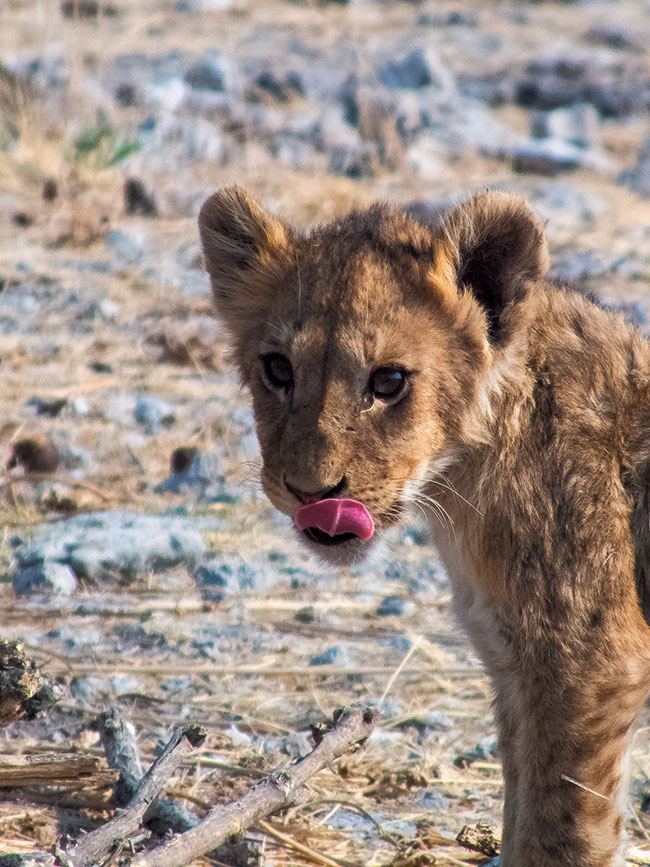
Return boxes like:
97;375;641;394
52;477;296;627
66;723;206;867
130;705;376;867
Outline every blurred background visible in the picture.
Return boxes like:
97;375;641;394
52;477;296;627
1;0;650;864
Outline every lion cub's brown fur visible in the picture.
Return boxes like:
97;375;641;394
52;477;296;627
199;186;650;866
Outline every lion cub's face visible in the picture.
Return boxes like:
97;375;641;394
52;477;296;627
199;188;547;563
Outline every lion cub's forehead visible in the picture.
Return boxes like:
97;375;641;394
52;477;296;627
263;248;434;372
302;248;413;316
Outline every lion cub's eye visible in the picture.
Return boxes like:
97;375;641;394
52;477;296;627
369;366;407;400
262;353;293;390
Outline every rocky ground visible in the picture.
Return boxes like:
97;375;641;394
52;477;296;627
2;0;650;864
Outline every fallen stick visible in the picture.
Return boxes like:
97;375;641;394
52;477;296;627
130;705;377;867
95;709;201;835
0;753;103;787
65;723;206;867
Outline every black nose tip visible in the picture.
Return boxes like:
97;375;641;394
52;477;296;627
285;476;347;504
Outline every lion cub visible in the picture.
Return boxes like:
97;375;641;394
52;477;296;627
199;186;650;867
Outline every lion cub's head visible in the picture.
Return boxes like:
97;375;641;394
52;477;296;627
199;187;548;564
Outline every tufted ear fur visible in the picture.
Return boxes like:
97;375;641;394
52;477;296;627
198;186;296;331
440;192;549;345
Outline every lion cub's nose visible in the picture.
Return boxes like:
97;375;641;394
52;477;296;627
285;477;347;504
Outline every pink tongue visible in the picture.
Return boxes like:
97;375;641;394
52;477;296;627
295;498;374;541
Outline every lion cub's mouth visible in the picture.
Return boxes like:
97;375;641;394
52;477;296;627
294;499;375;547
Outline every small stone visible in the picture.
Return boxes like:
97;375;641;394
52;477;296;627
69;675;107;703
490;137;610;176
115;82;138;107
134;394;176;435
376;595;407;617
42;178;58;201
309;645;351;666
295;606;315;623
13;560;77;596
378;50;435;90
124;177;158;217
329;142;379;178
70;396;90;415
251;70;304;103
417;788;450;810
60;0;118;17
7;437;60;473
193;562;228;602
99;298;120;319
585;24;641;51
106;229;145;265
25;396;68;417
155;448;224;499
185;55;228;92
530;103;600;150
228;725;252;747
12;212;33;228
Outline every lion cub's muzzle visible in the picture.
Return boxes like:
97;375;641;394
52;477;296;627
294;498;375;547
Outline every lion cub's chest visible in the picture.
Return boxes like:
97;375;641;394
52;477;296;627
429;523;516;678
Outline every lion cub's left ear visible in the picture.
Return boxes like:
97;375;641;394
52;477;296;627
441;192;549;345
198;186;296;330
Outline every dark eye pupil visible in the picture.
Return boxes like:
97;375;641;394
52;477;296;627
263;354;293;388
370;367;405;398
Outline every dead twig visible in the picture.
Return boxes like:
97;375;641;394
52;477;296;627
65;722;206;867
0;752;105;787
130;705;377;867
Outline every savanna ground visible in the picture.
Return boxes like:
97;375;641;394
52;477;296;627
2;0;650;863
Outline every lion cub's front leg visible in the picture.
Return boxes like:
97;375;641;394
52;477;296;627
490;598;650;867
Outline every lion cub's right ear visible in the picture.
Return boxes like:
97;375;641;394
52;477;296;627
198;186;296;331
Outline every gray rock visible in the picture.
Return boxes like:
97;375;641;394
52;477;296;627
530;103;600;150
25;395;67;417
106;229;145;265
69;675;107;704
378;50;436;90
175;0;235;9
139;115;224;163
155;448;225;500
382;635;412;653
309;645;351;666
193;561;228;602
376;595;407;617
458;71;515;107
417;788;450;810
619;135;650;198
488;137;610;176
585;24;642;51
13;561;77;596
12;510;206;588
134;394;176;435
329;142;379;178
185;53;228;92
515;54;650;118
